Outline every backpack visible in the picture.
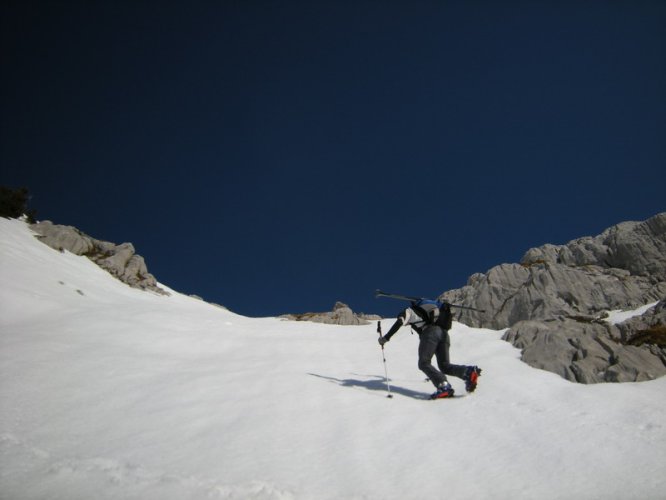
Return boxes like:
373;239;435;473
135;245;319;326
437;302;453;330
412;300;453;331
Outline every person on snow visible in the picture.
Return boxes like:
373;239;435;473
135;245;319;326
378;299;481;399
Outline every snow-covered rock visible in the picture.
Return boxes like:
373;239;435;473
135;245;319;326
442;213;666;383
503;308;666;383
281;301;380;325
31;220;168;295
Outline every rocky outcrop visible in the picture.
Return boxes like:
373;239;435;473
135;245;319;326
615;300;666;349
281;301;381;326
441;213;666;384
31;221;168;295
503;302;665;384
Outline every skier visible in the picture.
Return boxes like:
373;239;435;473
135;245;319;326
378;299;481;399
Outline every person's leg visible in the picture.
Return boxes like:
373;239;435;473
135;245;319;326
418;326;446;388
435;330;468;379
434;330;482;392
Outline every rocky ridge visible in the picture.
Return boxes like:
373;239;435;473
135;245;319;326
29;221;379;324
31;221;168;295
441;212;666;383
281;301;381;326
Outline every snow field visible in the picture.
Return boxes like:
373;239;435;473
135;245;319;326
1;218;665;500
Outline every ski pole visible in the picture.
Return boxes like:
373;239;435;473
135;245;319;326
377;321;393;398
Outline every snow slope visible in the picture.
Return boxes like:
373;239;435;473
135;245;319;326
1;218;665;500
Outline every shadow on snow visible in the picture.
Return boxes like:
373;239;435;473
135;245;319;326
308;372;428;399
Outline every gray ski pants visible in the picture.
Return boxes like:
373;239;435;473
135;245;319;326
418;325;467;388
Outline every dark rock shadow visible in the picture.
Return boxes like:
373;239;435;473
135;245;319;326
308;372;427;399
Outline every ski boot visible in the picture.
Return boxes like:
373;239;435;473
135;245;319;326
430;382;455;400
464;366;482;393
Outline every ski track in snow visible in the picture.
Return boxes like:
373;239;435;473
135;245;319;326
1;218;666;500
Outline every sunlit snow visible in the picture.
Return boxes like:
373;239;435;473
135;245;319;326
1;218;665;500
604;302;659;325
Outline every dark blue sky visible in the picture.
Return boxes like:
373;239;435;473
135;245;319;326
2;1;665;318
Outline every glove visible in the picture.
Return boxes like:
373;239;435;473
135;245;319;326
378;336;388;346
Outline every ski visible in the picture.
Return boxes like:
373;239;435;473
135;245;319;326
375;289;486;313
374;290;424;302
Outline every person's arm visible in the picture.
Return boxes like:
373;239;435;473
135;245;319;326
379;309;411;344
